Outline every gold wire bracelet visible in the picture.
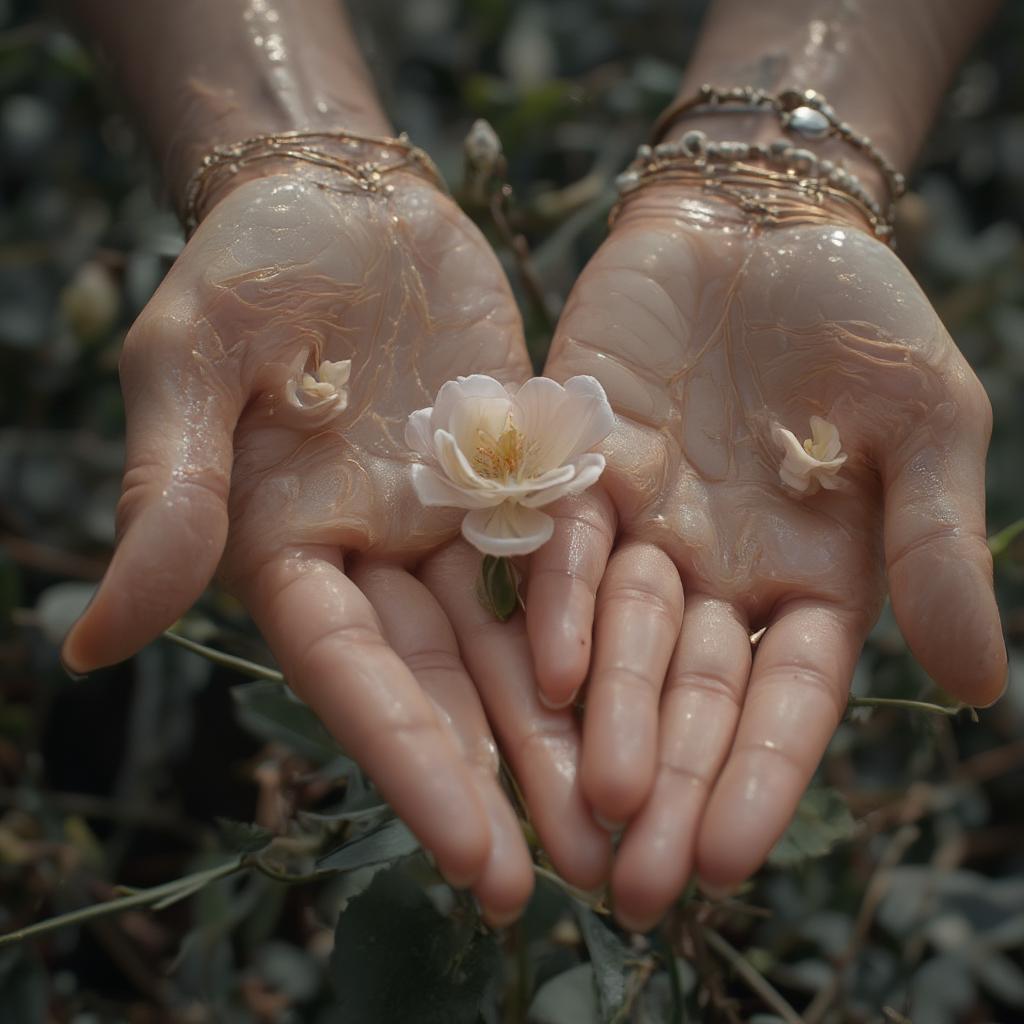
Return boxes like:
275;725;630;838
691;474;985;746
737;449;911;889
611;130;895;242
180;129;447;235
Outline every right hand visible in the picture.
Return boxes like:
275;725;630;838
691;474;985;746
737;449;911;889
62;170;612;922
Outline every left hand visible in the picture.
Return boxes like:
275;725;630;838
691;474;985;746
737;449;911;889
528;183;1006;929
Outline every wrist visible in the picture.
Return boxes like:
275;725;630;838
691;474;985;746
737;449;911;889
180;131;445;233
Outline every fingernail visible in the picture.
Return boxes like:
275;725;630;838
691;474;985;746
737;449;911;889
59;654;88;682
538;688;578;711
614;909;657;934
481;905;521;930
698;878;740;902
440;866;477;890
594;812;626;833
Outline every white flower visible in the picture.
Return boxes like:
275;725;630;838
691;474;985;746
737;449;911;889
406;374;614;556
772;415;847;494
285;358;351;412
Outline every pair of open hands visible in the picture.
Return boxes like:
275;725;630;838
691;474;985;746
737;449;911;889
62;167;1005;930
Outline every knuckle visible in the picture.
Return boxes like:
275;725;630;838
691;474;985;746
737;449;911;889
599;582;681;627
402;647;463;677
758;663;846;723
666;668;743;709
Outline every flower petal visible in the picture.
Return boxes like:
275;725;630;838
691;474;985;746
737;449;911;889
521;453;607;507
411;464;499;509
405;408;435;457
461;502;555;556
430;374;511;433
809;416;842;460
435;429;500;493
319;359;351;389
512;374;615;473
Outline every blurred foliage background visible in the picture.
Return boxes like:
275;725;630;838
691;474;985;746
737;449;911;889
1;0;1023;1021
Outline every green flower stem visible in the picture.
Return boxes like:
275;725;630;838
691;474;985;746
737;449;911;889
162;630;284;682
847;695;978;721
989;516;1024;559
0;856;245;948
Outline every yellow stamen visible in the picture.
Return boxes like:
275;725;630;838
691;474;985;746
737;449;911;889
473;422;525;480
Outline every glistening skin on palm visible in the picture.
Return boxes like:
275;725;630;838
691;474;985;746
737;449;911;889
61;172;613;924
528;185;1006;931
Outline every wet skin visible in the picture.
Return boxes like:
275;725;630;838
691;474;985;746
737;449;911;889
528;184;1005;928
63;172;1005;932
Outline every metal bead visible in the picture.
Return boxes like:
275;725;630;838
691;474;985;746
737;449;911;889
680;130;707;157
719;141;750;160
616;170;641;192
636;144;653;161
787;105;832;140
654;141;678;158
769;139;791;158
818;159;834;175
789;148;818;174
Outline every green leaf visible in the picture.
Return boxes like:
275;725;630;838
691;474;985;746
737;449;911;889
477;555;521;621
576;907;630;1023
317;816;419;872
330;863;500;1024
231;680;344;764
768;787;856;868
215;818;275;855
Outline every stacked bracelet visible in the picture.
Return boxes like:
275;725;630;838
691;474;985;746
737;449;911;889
180;129;447;235
612;128;893;240
648;85;905;233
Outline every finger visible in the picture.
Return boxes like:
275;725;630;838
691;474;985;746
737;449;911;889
422;541;613;891
526;488;617;708
881;383;1006;706
582;542;684;829
696;599;867;887
611;597;750;932
63;316;243;672
351;560;534;924
239;546;492;889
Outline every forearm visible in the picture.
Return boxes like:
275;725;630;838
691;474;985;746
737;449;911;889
663;0;1000;193
68;0;390;209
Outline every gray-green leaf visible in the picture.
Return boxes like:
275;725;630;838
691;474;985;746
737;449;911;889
768;786;856;868
330;863;499;1024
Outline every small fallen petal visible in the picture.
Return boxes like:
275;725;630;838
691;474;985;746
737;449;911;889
286;358;352;412
773;417;846;495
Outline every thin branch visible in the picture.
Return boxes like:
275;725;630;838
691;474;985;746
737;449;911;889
532;864;610;915
847;695;978;722
162;631;283;682
0;857;245;948
702;927;806;1024
803;825;920;1024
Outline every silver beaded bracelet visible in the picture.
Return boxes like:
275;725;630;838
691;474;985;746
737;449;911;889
650;85;905;228
613;128;894;241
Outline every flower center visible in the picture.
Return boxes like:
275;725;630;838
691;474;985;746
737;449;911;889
803;437;826;460
472;422;525;481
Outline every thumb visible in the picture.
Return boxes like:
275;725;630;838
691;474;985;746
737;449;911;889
62;317;243;672
881;379;1006;708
